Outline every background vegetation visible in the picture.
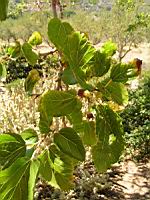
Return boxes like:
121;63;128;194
0;0;150;199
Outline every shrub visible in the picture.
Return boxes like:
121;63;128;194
120;73;150;160
0;11;51;41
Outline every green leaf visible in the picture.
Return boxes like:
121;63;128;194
62;67;77;85
49;145;74;190
97;78;128;105
21;129;38;145
81;121;97;146
0;63;7;79
28;159;40;200
39;90;82;117
39;111;53;134
67;109;84;133
39;150;52;181
67;109;83;125
101;41;117;56
22;42;38;66
92;138;124;173
95;105;124;139
48;19;95;90
92;105;124;172
21;129;38;158
64;32;95;68
90;50;111;77
0;157;40;200
24;69;40;95
0;0;9;21
54;127;85;161
7;41;21;58
64;32;95;90
48;18;74;51
0;133;26;169
0;157;30;200
28;31;42;46
73;67;94;90
110;63;137;83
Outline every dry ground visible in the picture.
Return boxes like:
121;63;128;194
122;43;150;72
109;160;150;200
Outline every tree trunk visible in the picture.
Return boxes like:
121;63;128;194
51;0;57;17
51;0;63;18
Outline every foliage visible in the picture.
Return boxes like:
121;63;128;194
0;0;150;49
0;13;138;200
0;0;9;21
0;11;50;41
120;73;150;160
0;1;148;198
67;9;108;44
101;0;150;60
8;1;27;19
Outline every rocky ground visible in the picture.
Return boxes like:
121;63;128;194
34;158;150;200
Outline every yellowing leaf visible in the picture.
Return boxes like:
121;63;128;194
24;69;40;95
28;31;42;46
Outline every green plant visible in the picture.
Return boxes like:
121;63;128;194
0;11;50;41
120;73;150;160
0;0;9;21
102;0;150;61
0;16;138;199
0;1;139;197
0;31;43;83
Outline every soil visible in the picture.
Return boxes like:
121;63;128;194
108;159;150;200
35;159;150;200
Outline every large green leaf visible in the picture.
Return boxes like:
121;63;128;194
24;69;40;95
95;105;124;139
110;63;137;83
0;158;30;200
66;109;84;134
97;78;128;105
67;108;83;125
21;129;38;158
0;157;40;200
92;137;124;173
49;145;74;190
39;111;53;134
22;43;38;66
48;19;95;90
39;150;52;181
54;127;85;161
0;0;9;21
81;121;97;146
92;105;124;172
39;90;82;117
64;32;95;68
0;133;26;169
62;67;77;85
63;32;95;90
21;129;38;145
48;18;74;51
28;159;40;200
90;50;111;77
